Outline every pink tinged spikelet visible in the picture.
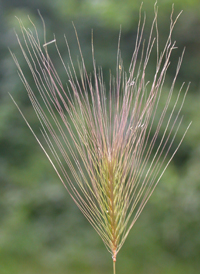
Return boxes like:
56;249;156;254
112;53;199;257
10;4;191;273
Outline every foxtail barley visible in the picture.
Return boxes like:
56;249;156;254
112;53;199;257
10;4;191;274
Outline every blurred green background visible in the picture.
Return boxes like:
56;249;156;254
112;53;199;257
0;0;200;273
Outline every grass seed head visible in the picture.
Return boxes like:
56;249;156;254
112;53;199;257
10;3;191;271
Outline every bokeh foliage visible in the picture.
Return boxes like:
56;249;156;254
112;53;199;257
0;0;200;273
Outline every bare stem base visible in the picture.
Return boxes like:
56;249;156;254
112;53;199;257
113;259;116;274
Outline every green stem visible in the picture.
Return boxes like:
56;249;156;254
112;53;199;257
113;259;116;274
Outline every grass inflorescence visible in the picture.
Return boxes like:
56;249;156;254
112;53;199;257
10;3;191;274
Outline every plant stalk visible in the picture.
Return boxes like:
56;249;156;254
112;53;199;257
113;259;116;274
